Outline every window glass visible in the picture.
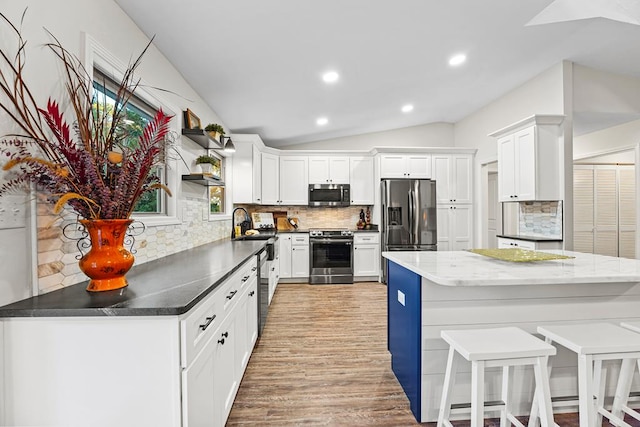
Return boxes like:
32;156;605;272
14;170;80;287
92;69;164;214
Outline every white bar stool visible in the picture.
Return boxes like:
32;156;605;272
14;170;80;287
437;327;556;427
534;323;640;427
613;321;640;423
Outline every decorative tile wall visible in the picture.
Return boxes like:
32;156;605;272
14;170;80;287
36;197;230;294
518;201;563;238
235;204;373;230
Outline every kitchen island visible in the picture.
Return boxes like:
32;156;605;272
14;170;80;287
383;250;640;422
0;239;267;427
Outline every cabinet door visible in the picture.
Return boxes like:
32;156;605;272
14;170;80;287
497;135;516;202
261;153;280;205
436;206;451;251
353;245;379;276
246;278;258;352
280;156;308;205
452;155;472;204
406;155;431;178
451;205;472;250
182;336;216;427
252;145;262;204
349;157;374;205
213;316;237;426
236;278;257;374
279;234;292;279
291;245;309;278
514;126;536;201
380;155;407;178
328;157;350;183
308;157;330;184
432;155;452;203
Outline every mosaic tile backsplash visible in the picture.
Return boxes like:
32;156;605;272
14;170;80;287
518;201;563;238
235;204;373;230
37;198;230;294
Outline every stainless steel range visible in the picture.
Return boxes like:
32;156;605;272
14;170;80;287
309;229;354;284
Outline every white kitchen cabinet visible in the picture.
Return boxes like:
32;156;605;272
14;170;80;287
353;232;380;278
490;115;564;202
278;233;309;280
432;154;473;204
212;313;237;425
380;154;431;179
437;205;472;251
308;156;350;184
349;157;374;205
261;152;279;205
181;334;216;427
231;140;262;204
279;156;308;205
497;237;562;250
268;252;280;304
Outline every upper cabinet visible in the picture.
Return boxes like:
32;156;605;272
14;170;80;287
490;115;564;202
308;157;350;184
279;156;309;205
232;140;262;204
432;154;473;204
349;157;374;205
260;153;280;205
380;154;431;179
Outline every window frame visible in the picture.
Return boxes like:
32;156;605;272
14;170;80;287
82;33;181;226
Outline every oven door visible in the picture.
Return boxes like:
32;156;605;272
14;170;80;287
309;237;354;284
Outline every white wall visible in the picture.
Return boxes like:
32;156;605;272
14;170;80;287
282;122;454;150
0;1;231;295
574;117;640;160
453;62;569;248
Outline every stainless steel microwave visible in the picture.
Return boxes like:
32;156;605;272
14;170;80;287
308;184;350;207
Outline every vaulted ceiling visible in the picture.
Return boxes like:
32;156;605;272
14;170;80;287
115;0;640;147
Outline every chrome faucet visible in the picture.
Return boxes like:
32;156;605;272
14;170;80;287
231;207;250;239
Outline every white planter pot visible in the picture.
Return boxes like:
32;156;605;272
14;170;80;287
199;163;213;175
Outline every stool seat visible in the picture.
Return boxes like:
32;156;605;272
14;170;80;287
442;327;556;361
438;327;556;427
538;323;640;355
621;321;640;334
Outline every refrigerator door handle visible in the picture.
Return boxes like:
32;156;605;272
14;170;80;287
409;188;419;245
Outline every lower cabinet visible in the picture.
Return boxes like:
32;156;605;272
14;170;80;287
497;237;562;251
0;255;260;427
436;204;472;251
279;233;309;280
353;232;380;279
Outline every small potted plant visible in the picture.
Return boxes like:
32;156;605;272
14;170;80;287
195;155;218;175
204;123;225;141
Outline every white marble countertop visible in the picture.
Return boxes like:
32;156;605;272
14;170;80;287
382;250;640;286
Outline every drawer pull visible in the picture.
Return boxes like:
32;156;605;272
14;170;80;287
241;275;250;282
221;332;229;338
226;290;238;300
249;291;255;297
199;315;216;331
218;338;225;345
251;266;257;272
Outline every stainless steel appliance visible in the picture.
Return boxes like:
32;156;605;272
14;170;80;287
381;179;437;281
308;184;350;207
258;236;278;336
309;229;354;284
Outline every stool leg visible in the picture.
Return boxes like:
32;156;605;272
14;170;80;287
533;356;554;427
578;354;596;427
529;337;554;427
501;365;511;427
593;360;605;427
471;360;486;427
612;358;635;421
438;347;459;427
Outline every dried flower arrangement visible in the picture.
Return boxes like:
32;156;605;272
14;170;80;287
0;11;173;220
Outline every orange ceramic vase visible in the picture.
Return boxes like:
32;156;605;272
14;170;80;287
79;219;135;292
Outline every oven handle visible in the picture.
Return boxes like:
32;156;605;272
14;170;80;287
310;238;353;244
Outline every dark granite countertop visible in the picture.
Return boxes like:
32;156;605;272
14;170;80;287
497;234;563;242
0;239;266;318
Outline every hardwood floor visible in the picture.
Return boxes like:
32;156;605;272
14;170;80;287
227;282;638;426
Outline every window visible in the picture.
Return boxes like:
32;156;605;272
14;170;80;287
92;69;165;214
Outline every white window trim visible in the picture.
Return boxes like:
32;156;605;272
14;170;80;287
81;33;181;227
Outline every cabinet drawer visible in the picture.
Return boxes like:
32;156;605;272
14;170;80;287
354;233;379;245
291;234;309;246
180;285;225;368
223;257;258;313
497;237;536;251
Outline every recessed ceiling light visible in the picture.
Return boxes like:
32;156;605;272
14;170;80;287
322;71;339;83
449;54;467;67
402;104;414;113
316;117;329;126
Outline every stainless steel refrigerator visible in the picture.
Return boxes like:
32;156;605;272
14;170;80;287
381;179;437;281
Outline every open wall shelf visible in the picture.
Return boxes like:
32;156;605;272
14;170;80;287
181;174;225;187
181;128;223;150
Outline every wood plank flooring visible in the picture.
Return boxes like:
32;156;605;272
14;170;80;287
226;282;638;426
